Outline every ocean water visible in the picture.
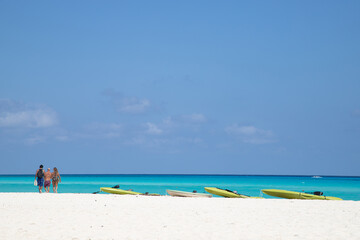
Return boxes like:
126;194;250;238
0;175;359;201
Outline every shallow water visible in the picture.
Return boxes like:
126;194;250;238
0;175;359;200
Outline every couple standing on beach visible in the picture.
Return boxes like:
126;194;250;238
35;165;61;193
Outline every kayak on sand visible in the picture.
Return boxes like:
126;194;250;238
166;189;212;198
100;187;160;196
205;187;263;199
100;187;141;195
261;189;342;200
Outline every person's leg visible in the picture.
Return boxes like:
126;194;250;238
46;181;51;192
37;178;41;193
39;179;44;193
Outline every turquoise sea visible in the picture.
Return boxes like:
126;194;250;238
0;175;359;200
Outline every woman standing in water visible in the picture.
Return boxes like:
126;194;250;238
51;167;61;193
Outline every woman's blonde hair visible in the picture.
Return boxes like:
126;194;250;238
53;167;58;175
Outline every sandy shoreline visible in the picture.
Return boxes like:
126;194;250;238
0;193;359;240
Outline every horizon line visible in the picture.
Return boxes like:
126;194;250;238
0;173;359;178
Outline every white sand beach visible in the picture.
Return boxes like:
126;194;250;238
0;193;359;240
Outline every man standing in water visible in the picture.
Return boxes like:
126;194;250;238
44;168;52;193
35;165;44;193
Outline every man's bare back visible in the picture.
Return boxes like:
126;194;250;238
44;170;52;181
44;168;52;192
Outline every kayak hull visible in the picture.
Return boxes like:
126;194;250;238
262;189;342;200
205;187;263;199
100;187;141;195
166;189;212;198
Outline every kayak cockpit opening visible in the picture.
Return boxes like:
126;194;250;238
313;191;323;196
305;191;323;196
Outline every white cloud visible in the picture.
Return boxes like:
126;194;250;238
229;125;258;135
145;122;163;135
225;124;275;144
102;91;151;114
82;122;123;138
118;97;150;114
162;117;174;127
124;136;145;145
161;113;207;129
123;135;204;150
184;137;203;144
0;110;57;128
86;123;122;131
182;113;207;123
352;109;360;117
0;100;58;128
55;135;69;142
25;136;45;145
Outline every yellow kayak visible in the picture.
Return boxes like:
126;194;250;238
262;189;342;200
100;187;160;196
205;187;263;199
100;187;141;195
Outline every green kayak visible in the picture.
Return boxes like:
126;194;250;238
205;187;263;198
262;189;342;200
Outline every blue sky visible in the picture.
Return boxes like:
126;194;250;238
1;1;359;175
